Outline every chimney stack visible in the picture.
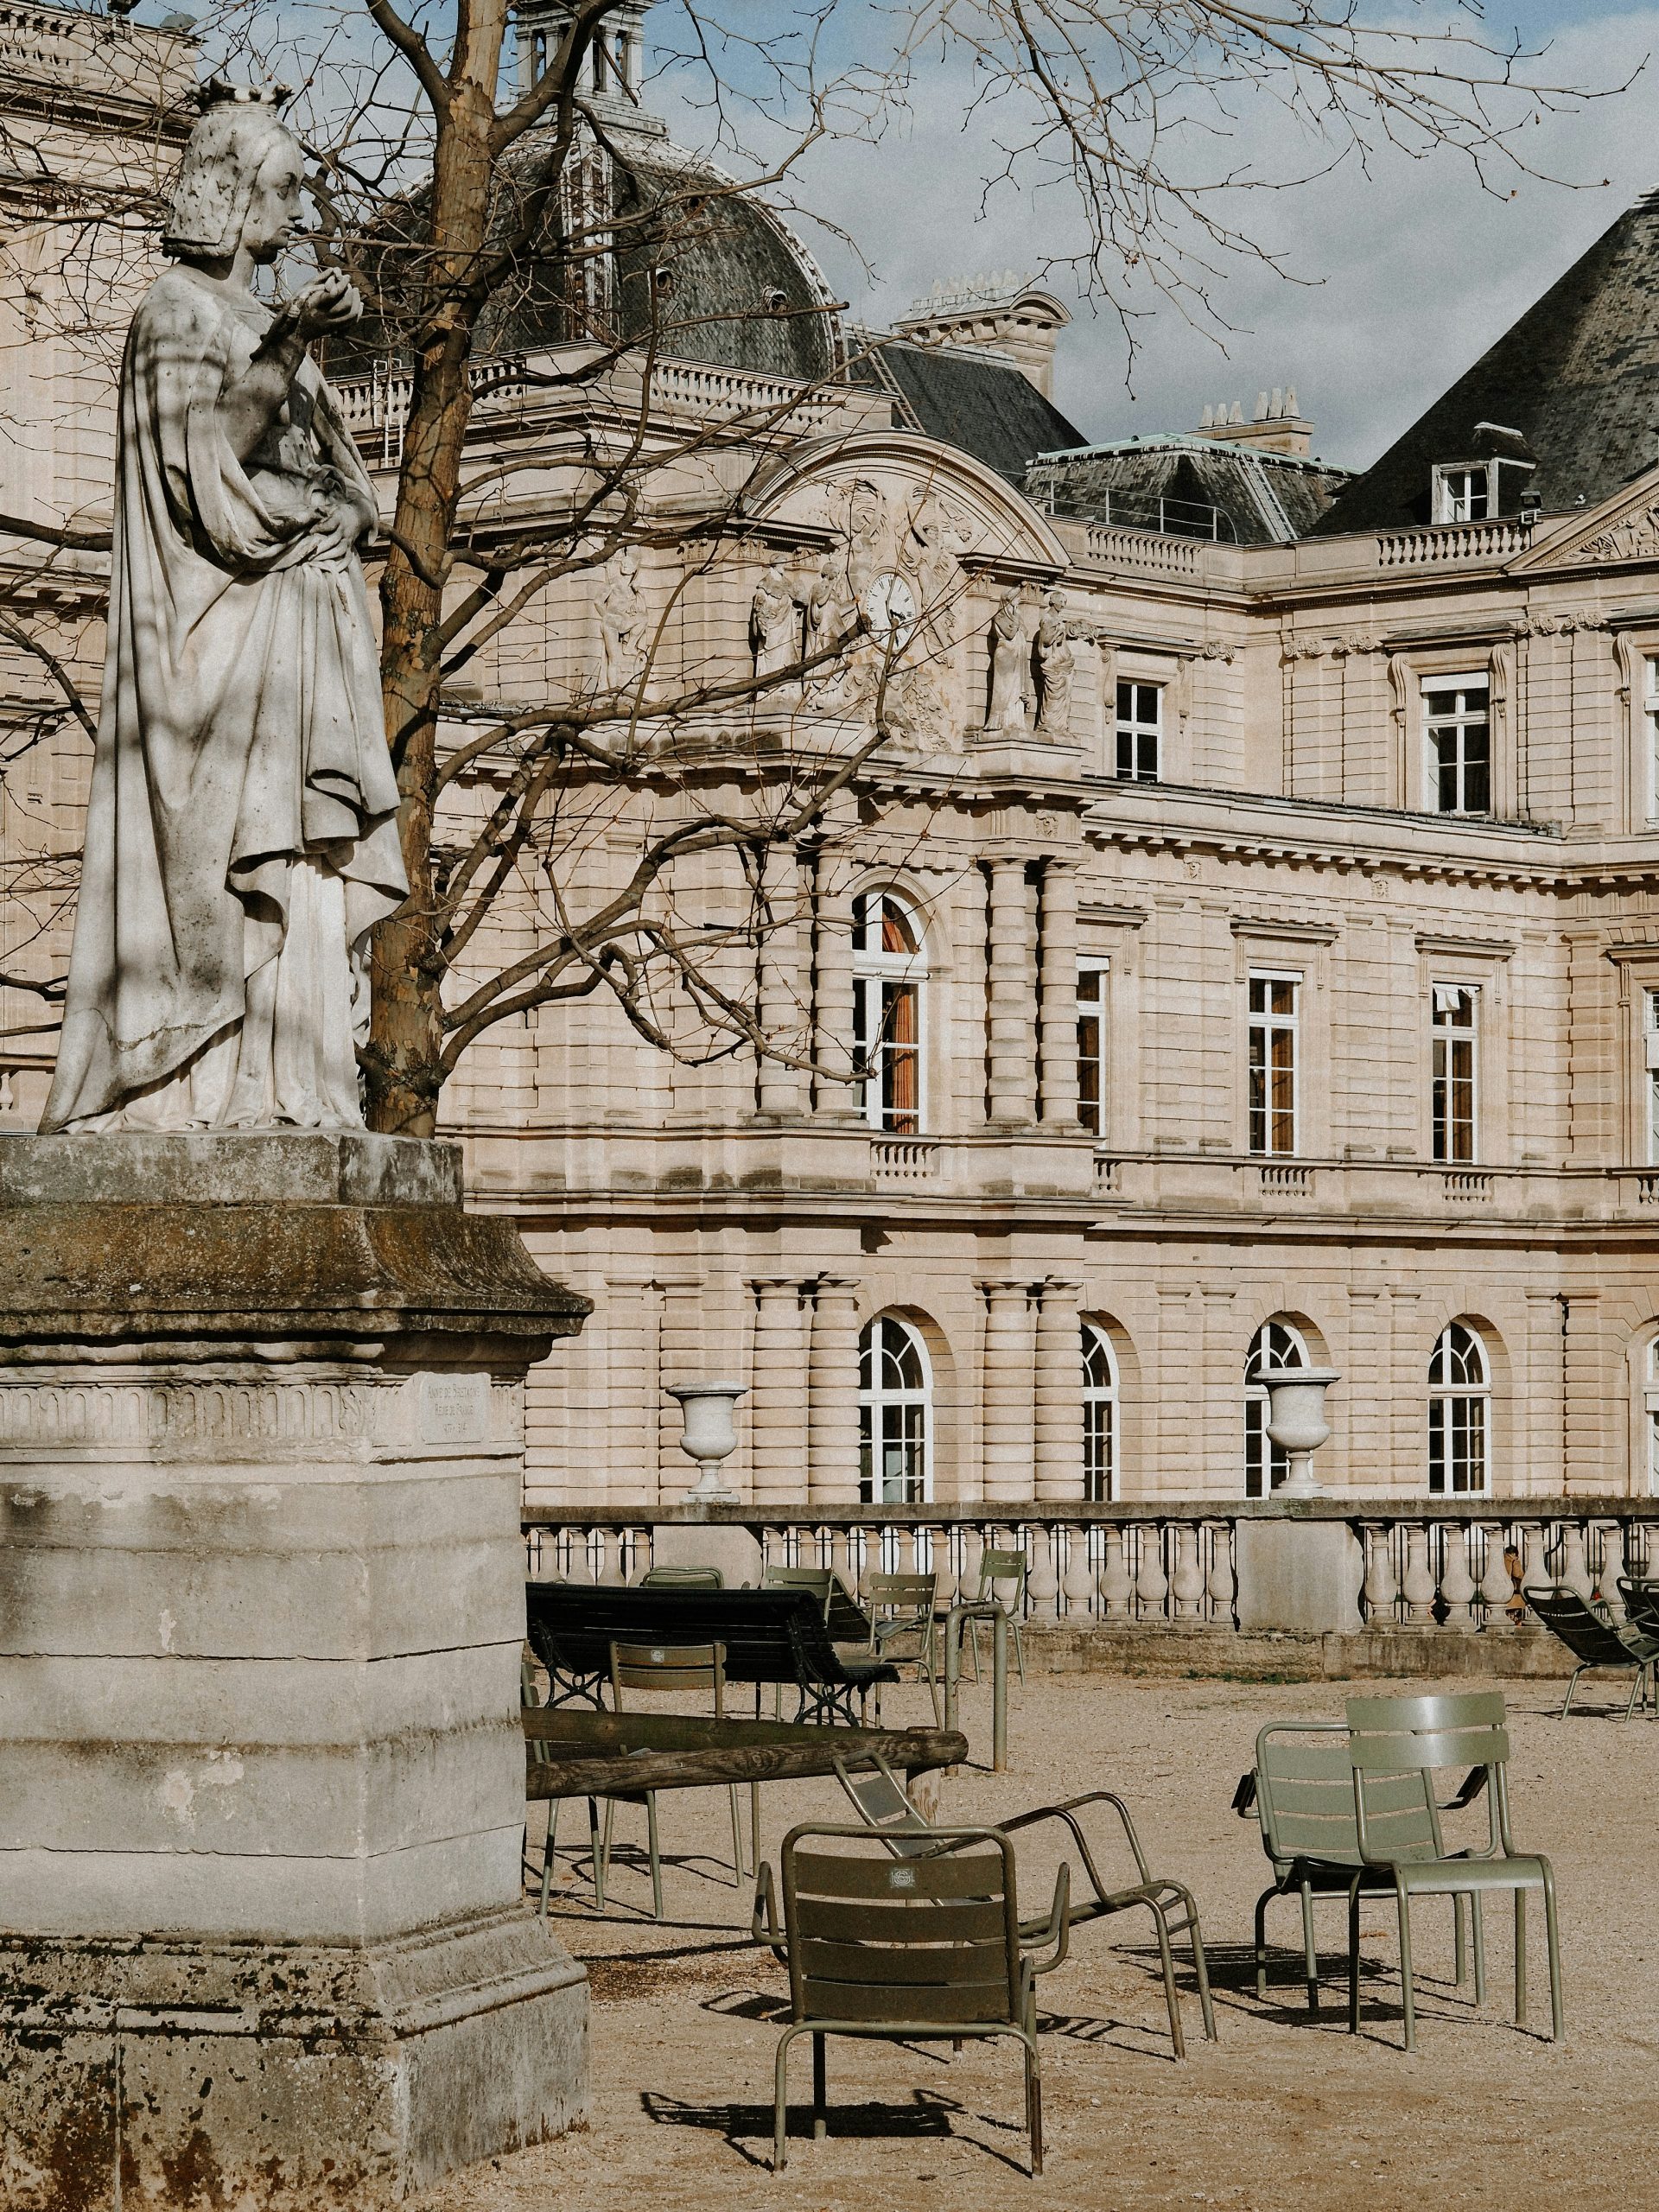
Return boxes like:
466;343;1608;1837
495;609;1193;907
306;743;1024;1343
1194;382;1313;456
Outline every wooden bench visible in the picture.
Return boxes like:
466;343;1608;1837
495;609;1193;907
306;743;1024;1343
524;1582;899;1724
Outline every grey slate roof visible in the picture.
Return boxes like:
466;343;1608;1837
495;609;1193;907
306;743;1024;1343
855;340;1088;480
1316;187;1659;535
1024;437;1351;544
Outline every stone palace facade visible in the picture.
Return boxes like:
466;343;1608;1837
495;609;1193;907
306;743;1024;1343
7;2;1659;1510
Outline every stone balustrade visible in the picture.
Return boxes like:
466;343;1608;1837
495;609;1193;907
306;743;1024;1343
524;1500;1659;1634
1374;519;1534;567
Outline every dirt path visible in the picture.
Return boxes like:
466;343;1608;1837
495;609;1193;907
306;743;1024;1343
424;1674;1658;2210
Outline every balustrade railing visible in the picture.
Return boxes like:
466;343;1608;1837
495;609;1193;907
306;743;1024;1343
523;1501;1659;1636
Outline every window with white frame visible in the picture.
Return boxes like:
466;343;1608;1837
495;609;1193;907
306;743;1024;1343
858;1313;931;1503
1432;984;1479;1162
1116;680;1161;783
1644;989;1659;1165
1082;1323;1118;1502
1428;1322;1490;1494
1077;958;1109;1137
1646;657;1659;823
1423;677;1491;815
1248;972;1300;1156
1646;1336;1659;1496
852;893;924;1134
1433;466;1491;524
1244;1319;1308;1498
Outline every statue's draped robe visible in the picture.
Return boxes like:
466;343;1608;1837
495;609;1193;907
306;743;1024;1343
42;267;406;1133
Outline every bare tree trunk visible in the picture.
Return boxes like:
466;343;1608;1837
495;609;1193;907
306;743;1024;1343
367;7;505;1135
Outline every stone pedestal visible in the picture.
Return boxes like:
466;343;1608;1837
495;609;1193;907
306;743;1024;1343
0;1133;591;2209
1235;1514;1365;1634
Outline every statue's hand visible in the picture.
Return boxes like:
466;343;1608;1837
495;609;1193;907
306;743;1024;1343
274;270;363;346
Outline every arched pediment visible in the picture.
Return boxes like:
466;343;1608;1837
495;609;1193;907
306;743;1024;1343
1510;459;1659;574
744;430;1070;580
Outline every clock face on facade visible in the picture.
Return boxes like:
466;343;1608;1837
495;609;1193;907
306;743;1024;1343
865;570;918;649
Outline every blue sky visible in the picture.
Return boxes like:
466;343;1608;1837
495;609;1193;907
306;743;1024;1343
768;3;1659;468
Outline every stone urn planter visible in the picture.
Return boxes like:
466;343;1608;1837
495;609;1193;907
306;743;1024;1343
1261;1367;1340;1497
668;1381;746;1501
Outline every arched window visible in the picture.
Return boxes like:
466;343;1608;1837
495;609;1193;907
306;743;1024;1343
1082;1324;1118;1502
859;1314;931;1503
853;893;925;1134
1244;1319;1308;1498
1428;1323;1490;1495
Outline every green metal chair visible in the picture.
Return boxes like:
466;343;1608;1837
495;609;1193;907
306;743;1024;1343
833;1751;1215;2058
961;1545;1028;1687
587;1640;747;1919
865;1570;942;1722
638;1564;725;1589
1526;1586;1659;1718
760;1822;1067;2175
761;1563;836;1612
1246;1721;1478;2016
1344;1690;1563;2051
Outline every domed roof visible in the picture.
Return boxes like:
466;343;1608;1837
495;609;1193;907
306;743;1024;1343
335;124;844;387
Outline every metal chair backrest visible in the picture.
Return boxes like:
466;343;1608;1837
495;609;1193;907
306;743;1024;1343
1526;1586;1637;1664
1618;1578;1659;1635
976;1547;1028;1603
609;1639;728;1717
1345;1691;1510;1860
868;1570;937;1621
639;1565;725;1590
833;1752;937;1859
780;1823;1025;2031
1254;1722;1443;1870
762;1565;836;1616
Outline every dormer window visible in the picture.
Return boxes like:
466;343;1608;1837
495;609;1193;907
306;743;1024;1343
1431;424;1536;524
1434;467;1490;524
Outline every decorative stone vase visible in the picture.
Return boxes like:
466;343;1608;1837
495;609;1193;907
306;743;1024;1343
1262;1367;1340;1497
668;1381;746;1501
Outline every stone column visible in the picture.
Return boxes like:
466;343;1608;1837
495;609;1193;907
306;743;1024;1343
980;1277;1036;1502
1033;1276;1084;1501
755;847;808;1119
984;855;1036;1128
807;1277;862;1504
749;1275;808;1503
0;1131;590;2208
1037;857;1082;1128
810;842;860;1121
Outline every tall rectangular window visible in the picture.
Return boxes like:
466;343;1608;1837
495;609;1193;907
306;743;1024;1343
1116;681;1161;783
1645;657;1659;821
1247;972;1299;1156
1423;677;1491;815
1646;989;1659;1165
1077;957;1109;1136
1432;985;1478;1162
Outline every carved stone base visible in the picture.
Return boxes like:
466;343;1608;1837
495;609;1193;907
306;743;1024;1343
0;1910;588;2210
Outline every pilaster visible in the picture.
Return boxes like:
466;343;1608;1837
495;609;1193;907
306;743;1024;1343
1033;1275;1084;1500
806;1275;862;1504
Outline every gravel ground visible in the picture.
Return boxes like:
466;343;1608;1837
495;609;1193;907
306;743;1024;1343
423;1671;1659;2211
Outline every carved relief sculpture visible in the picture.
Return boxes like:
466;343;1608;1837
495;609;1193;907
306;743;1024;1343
750;561;800;677
1033;586;1077;737
595;543;650;690
987;590;1030;732
42;84;406;1134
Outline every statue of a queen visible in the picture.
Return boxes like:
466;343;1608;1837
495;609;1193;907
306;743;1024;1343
41;84;407;1134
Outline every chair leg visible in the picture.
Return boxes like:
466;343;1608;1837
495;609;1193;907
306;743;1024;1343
1026;2041;1044;2177
1253;1887;1272;2002
1625;1667;1643;1722
773;2026;798;2173
538;1800;557;1918
1145;1897;1185;2061
1187;1895;1217;2042
1514;1885;1528;2026
1012;1618;1026;1687
1541;1864;1564;2042
595;1799;613;1911
811;2032;827;2141
728;1785;746;1888
1471;1891;1486;2006
1562;1665;1580;1719
748;1781;760;1878
645;1792;664;1921
1347;1878;1363;2036
1300;1886;1319;2015
1396;1884;1416;2055
1452;1893;1465;1987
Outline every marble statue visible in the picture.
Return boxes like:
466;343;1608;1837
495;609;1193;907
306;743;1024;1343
986;590;1030;732
750;562;799;677
1033;586;1077;736
594;543;649;690
42;86;406;1134
803;551;848;659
